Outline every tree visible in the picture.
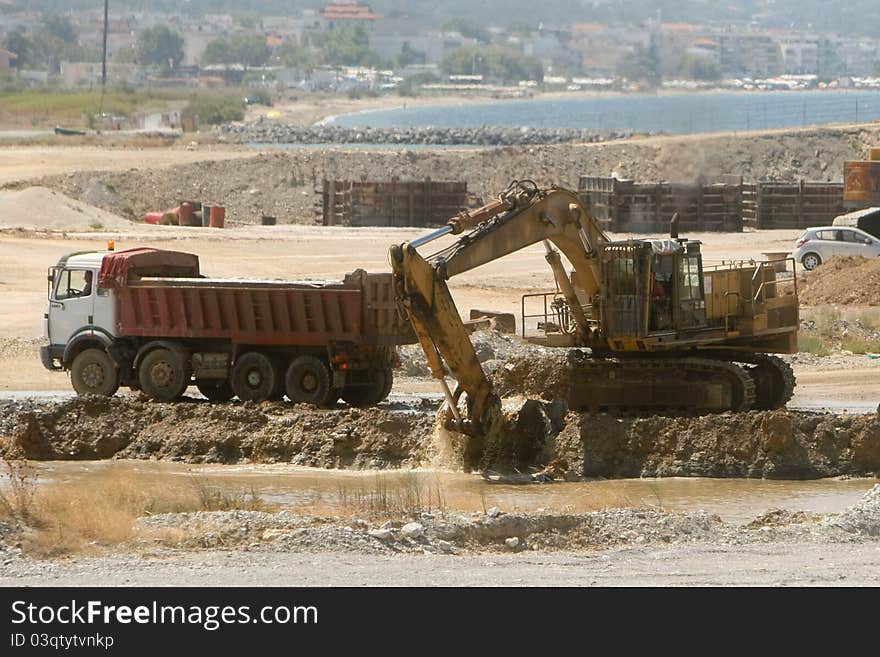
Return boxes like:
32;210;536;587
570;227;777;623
137;26;185;68
441;18;491;44
442;46;543;83
617;43;661;86
311;26;386;68
1;31;33;69
677;54;721;81
202;34;270;67
279;39;315;72
397;41;426;68
42;15;77;44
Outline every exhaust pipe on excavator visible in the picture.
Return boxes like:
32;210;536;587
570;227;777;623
670;211;680;239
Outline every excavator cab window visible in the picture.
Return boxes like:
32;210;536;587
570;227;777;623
649;254;675;332
604;246;643;337
678;253;707;328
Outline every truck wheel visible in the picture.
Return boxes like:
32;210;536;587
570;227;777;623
196;381;234;402
138;348;189;401
285;355;333;406
341;368;393;407
231;352;281;402
70;348;120;397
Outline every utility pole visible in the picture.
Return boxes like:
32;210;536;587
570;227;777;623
101;0;109;90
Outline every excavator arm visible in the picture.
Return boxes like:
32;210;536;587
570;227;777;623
390;182;607;452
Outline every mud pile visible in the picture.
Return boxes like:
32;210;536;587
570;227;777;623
0;396;435;469
798;256;880;306
2;395;879;479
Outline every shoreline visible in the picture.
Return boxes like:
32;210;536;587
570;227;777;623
286;86;880;128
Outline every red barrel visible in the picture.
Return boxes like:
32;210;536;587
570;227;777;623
209;205;225;228
178;202;196;226
144;211;164;225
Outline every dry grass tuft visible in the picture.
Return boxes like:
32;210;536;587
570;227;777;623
0;440;38;522
0;454;270;556
332;472;447;519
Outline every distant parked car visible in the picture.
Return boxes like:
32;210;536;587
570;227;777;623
792;226;880;271
243;93;272;107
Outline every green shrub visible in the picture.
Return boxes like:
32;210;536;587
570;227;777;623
182;94;244;125
841;337;880;354
798;333;832;356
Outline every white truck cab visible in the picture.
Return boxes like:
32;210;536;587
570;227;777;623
42;249;118;392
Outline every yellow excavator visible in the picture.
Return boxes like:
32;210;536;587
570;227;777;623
390;181;799;467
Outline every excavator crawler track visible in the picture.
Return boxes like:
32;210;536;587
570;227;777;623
733;353;795;411
566;352;757;414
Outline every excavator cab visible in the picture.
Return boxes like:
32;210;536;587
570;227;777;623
596;238;709;346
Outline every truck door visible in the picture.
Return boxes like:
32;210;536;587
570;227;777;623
48;268;95;346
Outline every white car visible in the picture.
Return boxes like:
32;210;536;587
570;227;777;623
791;226;880;271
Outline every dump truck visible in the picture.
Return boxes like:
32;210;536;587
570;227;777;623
391;181;800;468
42;246;414;404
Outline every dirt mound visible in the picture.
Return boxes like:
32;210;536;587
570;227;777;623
0;396;436;468
2;395;879;479
797;256;880;306
36;125;880;226
0;186;132;231
397;330;551;378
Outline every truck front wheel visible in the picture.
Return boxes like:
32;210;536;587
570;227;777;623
285;355;333;406
71;348;120;397
138;348;189;401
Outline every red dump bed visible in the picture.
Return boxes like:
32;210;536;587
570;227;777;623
100;248;411;347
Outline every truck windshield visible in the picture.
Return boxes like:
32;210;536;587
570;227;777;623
54;269;93;300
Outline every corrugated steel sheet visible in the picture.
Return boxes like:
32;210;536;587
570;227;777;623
117;280;363;345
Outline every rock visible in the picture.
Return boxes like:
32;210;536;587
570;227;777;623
401;522;424;539
368;529;394;541
260;528;289;541
487;506;503;518
381;520;400;530
436;540;455;553
504;537;521;550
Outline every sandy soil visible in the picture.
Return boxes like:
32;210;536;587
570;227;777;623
0;145;253;187
245;90;534;126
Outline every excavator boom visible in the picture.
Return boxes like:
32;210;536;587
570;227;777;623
390;181;799;469
390;182;605;445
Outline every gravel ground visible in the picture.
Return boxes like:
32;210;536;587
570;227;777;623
1;485;877;586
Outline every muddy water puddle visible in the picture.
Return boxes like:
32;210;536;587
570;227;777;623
12;460;878;526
